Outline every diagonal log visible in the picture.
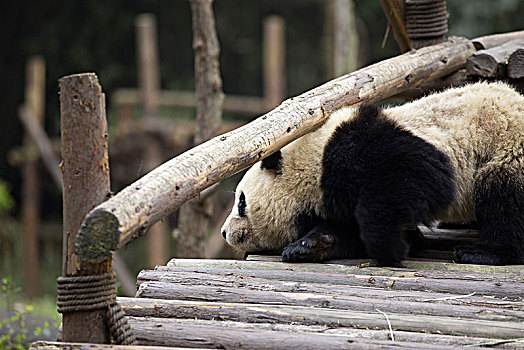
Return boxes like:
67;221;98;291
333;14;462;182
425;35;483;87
77;37;475;263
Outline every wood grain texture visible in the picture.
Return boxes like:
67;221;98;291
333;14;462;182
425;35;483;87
59;73;112;343
77;37;475;263
127;316;490;349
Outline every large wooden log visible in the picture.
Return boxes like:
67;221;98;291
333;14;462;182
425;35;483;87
466;39;524;77
29;342;204;350
137;267;524;300
133;278;523;321
167;257;524;275
77;37;475;263
472;30;524;50
60;73;112;342
118;298;524;339
128;316;490;349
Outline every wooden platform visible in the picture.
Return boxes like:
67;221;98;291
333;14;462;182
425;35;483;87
119;257;524;349
32;228;524;349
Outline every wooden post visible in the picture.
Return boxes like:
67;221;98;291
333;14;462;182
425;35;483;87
21;56;45;300
136;13;169;267
263;16;286;109
76;37;476;263
60;73;112;342
332;0;359;76
175;0;225;258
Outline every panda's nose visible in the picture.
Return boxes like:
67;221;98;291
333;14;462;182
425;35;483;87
221;230;226;239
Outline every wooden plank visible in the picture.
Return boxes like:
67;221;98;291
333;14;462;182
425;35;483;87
466;39;524;77
77;37;475;263
59;73;112;343
167;257;524;275
29;341;208;350
127;316;489;349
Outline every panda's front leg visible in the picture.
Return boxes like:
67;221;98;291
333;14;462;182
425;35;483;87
281;222;366;262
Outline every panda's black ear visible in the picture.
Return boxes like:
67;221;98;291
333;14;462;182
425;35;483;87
261;150;282;174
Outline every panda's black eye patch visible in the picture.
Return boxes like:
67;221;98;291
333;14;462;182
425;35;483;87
238;192;247;217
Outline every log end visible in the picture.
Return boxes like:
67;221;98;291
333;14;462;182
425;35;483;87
77;208;120;262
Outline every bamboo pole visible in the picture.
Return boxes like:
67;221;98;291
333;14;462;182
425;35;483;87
77;37;475;263
60;73;112;342
21;56;45;300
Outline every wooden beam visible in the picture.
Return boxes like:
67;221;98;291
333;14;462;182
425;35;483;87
77;37;475;263
379;0;412;52
112;89;267;115
136;13;169;267
21;56;45;300
466;39;524;78
18;106;63;189
60;73;112;343
263;16;286;109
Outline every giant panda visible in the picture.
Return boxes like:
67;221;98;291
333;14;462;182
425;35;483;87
220;81;524;267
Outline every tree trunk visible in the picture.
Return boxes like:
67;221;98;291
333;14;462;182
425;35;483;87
76;37;475;263
379;0;411;52
176;0;224;258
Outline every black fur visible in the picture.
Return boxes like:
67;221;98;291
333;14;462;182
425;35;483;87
454;170;524;265
282;104;457;267
261;150;282;173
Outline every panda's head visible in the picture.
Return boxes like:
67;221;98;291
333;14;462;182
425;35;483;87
221;150;294;252
221;145;323;253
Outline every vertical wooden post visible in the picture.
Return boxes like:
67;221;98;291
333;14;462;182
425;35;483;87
21;56;45;300
60;73;112;343
332;0;359;76
136;13;169;267
263;16;286;109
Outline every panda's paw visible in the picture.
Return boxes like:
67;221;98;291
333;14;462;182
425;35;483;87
282;233;334;262
454;244;505;265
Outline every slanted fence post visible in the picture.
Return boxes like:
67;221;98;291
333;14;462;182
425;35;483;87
59;73;112;343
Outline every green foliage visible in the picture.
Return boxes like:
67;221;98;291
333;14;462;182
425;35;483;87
0;277;60;349
0;181;14;213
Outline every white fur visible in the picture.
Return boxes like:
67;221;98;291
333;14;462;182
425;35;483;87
222;82;524;252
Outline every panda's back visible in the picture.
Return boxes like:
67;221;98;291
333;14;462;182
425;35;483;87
385;82;524;222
